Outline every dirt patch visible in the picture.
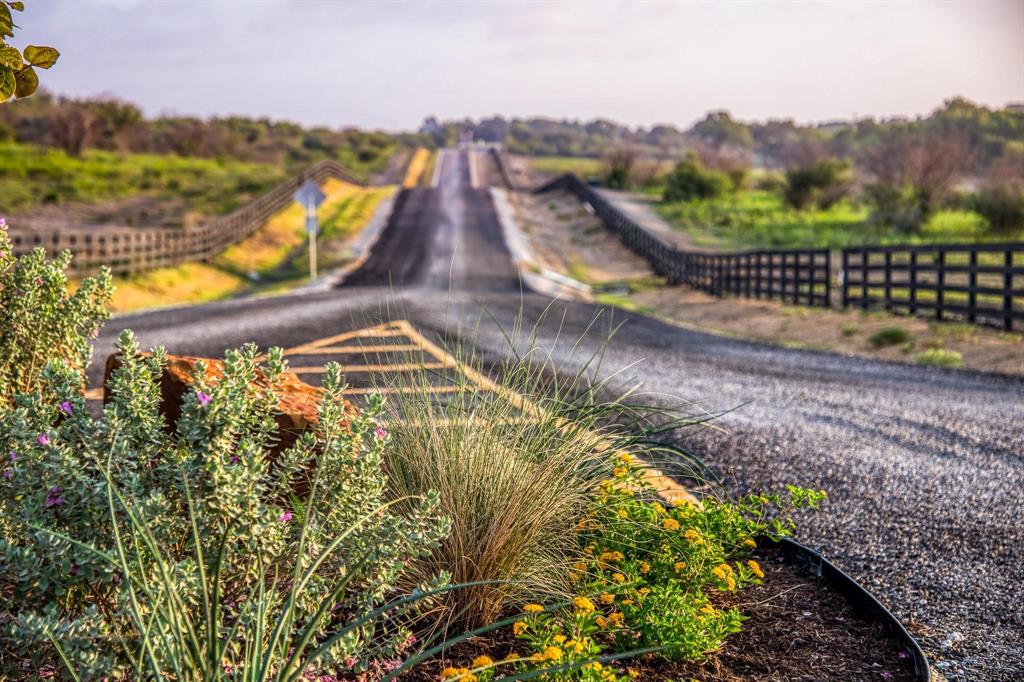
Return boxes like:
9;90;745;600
507;189;653;286
401;547;918;681
631;286;1023;376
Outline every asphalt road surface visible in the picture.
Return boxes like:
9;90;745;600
90;150;1024;681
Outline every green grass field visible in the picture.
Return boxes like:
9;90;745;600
527;155;603;179
0;142;288;219
654;189;1014;250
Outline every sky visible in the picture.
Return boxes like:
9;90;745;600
17;0;1024;132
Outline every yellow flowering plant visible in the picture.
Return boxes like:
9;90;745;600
437;456;824;679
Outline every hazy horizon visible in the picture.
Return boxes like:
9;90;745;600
17;0;1024;132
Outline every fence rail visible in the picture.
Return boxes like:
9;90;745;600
842;243;1024;330
537;173;831;307
7;160;365;277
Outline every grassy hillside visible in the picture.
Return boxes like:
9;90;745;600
0;142;285;221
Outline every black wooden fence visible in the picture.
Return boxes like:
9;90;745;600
537;172;1024;331
842;243;1024;331
536;173;831;307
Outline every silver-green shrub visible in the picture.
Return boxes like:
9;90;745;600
0;330;449;679
0;220;112;409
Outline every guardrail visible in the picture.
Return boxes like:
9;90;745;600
842;243;1023;331
489;148;516;190
8;160;365;277
536;173;831;307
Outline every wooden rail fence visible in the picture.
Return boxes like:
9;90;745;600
537;172;1023;330
7;160;365;277
842;243;1023;331
536;173;831;307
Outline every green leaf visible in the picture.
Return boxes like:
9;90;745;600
9;2;26;11
23;44;59;69
0;64;15;101
0;5;12;38
14;63;36;97
0;43;20;68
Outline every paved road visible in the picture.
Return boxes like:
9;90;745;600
89;150;1024;681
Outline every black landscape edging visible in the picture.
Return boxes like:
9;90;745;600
764;537;931;681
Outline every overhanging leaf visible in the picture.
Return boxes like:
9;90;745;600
0;5;12;39
23;44;58;69
9;2;26;11
0;64;15;101
0;43;20;69
14;63;36;98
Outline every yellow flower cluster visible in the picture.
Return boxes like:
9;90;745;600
523;603;544;613
662;518;680;531
440;667;476;682
711;563;737;591
747;559;765;579
573;596;596;613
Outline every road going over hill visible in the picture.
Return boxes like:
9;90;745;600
90;150;1024;681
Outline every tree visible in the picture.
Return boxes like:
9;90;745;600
662;153;732;202
47;102;99;156
0;1;59;103
691;111;753;150
601;145;637;189
861;128;975;231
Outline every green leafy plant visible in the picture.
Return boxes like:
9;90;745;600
0;1;59;102
662;153;732;203
0;331;449;678
868;326;912;349
440;453;826;680
0;219;112;408
784;159;851;210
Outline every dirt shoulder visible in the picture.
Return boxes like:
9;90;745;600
510;188;1024;377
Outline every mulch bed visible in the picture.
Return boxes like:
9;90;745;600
403;547;918;681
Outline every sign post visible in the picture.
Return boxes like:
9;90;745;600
294;179;326;281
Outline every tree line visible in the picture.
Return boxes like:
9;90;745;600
0;90;428;175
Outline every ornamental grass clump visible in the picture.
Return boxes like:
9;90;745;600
377;314;717;631
0;219;112;408
0;329;450;679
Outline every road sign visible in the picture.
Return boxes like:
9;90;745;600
294;179;326;281
294;179;326;212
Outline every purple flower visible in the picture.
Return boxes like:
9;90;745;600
37;433;50;447
897;650;909;660
69;564;79;576
45;486;65;508
0;217;6;228
880;672;893;681
374;427;387;439
2;469;10;479
230;455;240;464
9;451;16;462
60;401;74;416
196;390;212;407
278;510;293;523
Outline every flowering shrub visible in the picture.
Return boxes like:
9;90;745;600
0;219;112;408
0;330;449;679
440;452;825;680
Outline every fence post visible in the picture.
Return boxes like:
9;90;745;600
968;249;978;324
883;251;892;311
860;250;869;310
909;250;918;315
1005;248;1014;331
808;252;816;306
823;250;831;307
935;249;946;321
